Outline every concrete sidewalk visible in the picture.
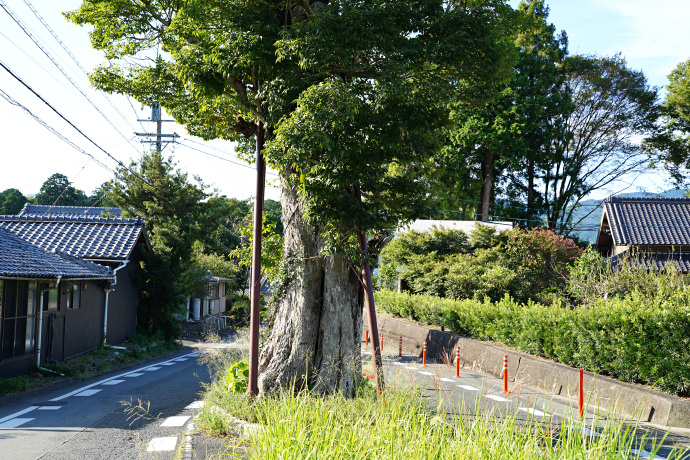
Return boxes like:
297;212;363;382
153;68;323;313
363;311;690;431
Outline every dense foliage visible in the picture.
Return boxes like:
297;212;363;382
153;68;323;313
0;188;27;214
378;226;582;303
376;289;690;397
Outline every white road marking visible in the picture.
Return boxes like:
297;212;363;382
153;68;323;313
405;367;417;370
457;385;479;391
578;427;600;437
124;373;144;377
0;418;34;428
144;366;162;371
102;379;124;385
75;389;102;397
440;378;454;383
0;406;38;424
392;362;405;366
147;437;178;452
161;416;191;427
418;371;434;376
519;407;548;417
362;352;371;355
486;395;508;402
49;354;194;401
631;448;666;460
185;401;204;409
160;362;175;366
174;358;189;362
38;406;61;410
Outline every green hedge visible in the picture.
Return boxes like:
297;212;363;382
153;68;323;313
374;289;690;397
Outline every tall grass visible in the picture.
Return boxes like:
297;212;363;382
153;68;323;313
196;375;679;459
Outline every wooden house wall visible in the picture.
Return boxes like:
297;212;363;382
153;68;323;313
61;281;105;360
104;251;141;345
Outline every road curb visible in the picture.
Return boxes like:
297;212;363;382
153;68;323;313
364;311;690;429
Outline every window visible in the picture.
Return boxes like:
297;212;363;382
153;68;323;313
0;280;37;360
39;282;58;311
208;283;219;299
64;282;81;309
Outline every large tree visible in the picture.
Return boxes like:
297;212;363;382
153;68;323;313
108;152;224;338
541;54;659;233
646;58;690;183
0;188;27;214
438;0;569;223
34;173;89;207
68;0;517;395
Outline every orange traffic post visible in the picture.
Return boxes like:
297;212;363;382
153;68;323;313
578;369;584;419
380;336;384;352
366;330;369;347
456;346;461;378
398;336;402;359
422;340;428;367
502;355;508;394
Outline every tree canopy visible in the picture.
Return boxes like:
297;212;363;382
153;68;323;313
34;173;90;207
0;188;27;214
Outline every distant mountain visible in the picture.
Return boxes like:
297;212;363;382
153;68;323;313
568;189;688;244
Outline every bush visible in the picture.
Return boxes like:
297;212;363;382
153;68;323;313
375;289;690;397
379;226;582;304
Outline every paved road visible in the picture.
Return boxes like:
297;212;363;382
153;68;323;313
366;348;690;460
0;347;218;459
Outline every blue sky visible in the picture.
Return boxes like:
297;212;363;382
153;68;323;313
1;1;689;201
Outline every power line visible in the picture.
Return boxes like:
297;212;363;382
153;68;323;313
177;141;279;177
0;58;153;187
0;0;140;154
0;87;113;173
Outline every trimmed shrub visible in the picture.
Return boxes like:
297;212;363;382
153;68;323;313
375;290;690;397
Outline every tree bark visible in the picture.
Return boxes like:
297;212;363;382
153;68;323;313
476;148;493;221
258;179;363;396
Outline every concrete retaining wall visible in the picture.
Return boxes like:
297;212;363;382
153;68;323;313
364;311;690;429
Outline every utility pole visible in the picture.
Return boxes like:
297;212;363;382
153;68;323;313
135;102;179;152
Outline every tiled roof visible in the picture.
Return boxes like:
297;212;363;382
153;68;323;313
609;251;690;272
19;203;122;218
603;196;690;246
0;214;146;261
0;228;113;279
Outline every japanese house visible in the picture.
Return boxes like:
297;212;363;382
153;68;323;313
0;228;114;378
595;196;690;271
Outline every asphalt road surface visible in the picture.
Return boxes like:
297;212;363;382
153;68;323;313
366;348;690;460
0;347;217;460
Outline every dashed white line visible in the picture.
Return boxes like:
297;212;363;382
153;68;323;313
0;407;38;424
486;395;508;402
631;448;666;460
405;367;417;370
392;362;405;366
124;373;144;377
38;406;61;411
0;418;34;428
418;371;434;376
147;437;178;452
185;401;204;410
75;389;102;397
144;366;162;371
519;407;548;417
102;379;124;385
161;416;191;427
440;378;454;383
160;362;176;366
457;385;479;391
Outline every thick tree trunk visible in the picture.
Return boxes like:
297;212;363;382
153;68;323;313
258;180;363;396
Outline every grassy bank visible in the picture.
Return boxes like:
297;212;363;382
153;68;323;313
196;366;676;459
